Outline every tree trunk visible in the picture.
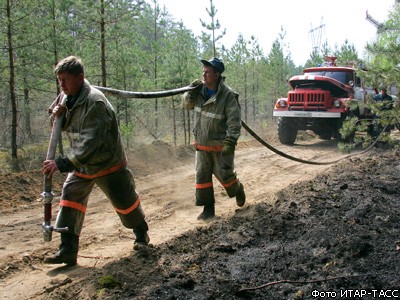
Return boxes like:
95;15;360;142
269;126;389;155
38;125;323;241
186;110;191;145
51;0;63;157
23;84;32;141
6;0;19;169
22;59;32;142
182;108;187;145
244;72;248;123
172;98;177;146
100;0;107;87
152;0;160;136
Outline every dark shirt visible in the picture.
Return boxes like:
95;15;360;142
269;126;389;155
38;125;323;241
66;86;83;110
66;95;77;110
374;93;393;110
374;93;392;102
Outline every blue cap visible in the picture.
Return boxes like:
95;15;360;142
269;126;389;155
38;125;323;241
201;57;225;74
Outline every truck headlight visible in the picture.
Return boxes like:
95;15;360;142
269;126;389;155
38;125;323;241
333;100;341;108
276;99;287;108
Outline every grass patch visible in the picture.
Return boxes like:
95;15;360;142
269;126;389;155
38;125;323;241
97;275;120;289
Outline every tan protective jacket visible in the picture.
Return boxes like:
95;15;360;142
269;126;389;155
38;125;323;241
183;79;241;150
50;80;126;177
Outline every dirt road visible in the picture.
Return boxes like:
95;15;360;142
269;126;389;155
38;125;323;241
0;138;348;299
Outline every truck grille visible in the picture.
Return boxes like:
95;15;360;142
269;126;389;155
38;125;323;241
288;90;330;109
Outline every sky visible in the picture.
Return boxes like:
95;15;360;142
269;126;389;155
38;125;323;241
154;0;395;65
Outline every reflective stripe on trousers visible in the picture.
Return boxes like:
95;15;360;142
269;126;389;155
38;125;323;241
56;167;145;236
195;150;241;206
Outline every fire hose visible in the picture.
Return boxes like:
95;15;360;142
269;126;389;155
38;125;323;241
42;94;69;242
93;84;375;166
41;85;377;242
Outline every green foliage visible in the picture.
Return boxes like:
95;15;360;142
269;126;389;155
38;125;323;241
339;116;358;139
340;101;400;152
97;275;120;289
335;39;360;65
362;2;400;88
305;39;361;68
337;141;355;153
120;122;135;149
346;99;359;112
200;0;226;57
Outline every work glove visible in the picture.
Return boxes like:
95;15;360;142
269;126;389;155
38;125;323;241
190;79;203;87
221;140;236;156
188;79;203;99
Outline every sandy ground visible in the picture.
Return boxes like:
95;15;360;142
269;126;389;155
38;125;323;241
0;136;398;299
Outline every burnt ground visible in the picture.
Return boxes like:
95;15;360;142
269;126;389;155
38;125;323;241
92;151;399;300
0;140;399;299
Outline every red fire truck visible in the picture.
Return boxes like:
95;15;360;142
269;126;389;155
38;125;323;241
273;56;375;145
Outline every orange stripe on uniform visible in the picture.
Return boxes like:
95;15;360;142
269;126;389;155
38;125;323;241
194;144;223;152
196;182;213;189
114;197;140;215
60;200;87;214
220;178;238;188
75;161;126;179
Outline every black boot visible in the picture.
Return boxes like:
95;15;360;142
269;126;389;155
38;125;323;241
133;221;150;250
197;203;215;221
236;183;246;207
44;233;79;266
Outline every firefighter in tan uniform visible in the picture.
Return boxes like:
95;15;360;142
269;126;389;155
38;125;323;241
42;56;149;266
183;57;246;220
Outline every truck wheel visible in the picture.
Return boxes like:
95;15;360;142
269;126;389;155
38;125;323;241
278;117;298;145
318;132;332;140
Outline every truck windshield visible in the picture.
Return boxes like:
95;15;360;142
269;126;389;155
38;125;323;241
305;71;353;85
